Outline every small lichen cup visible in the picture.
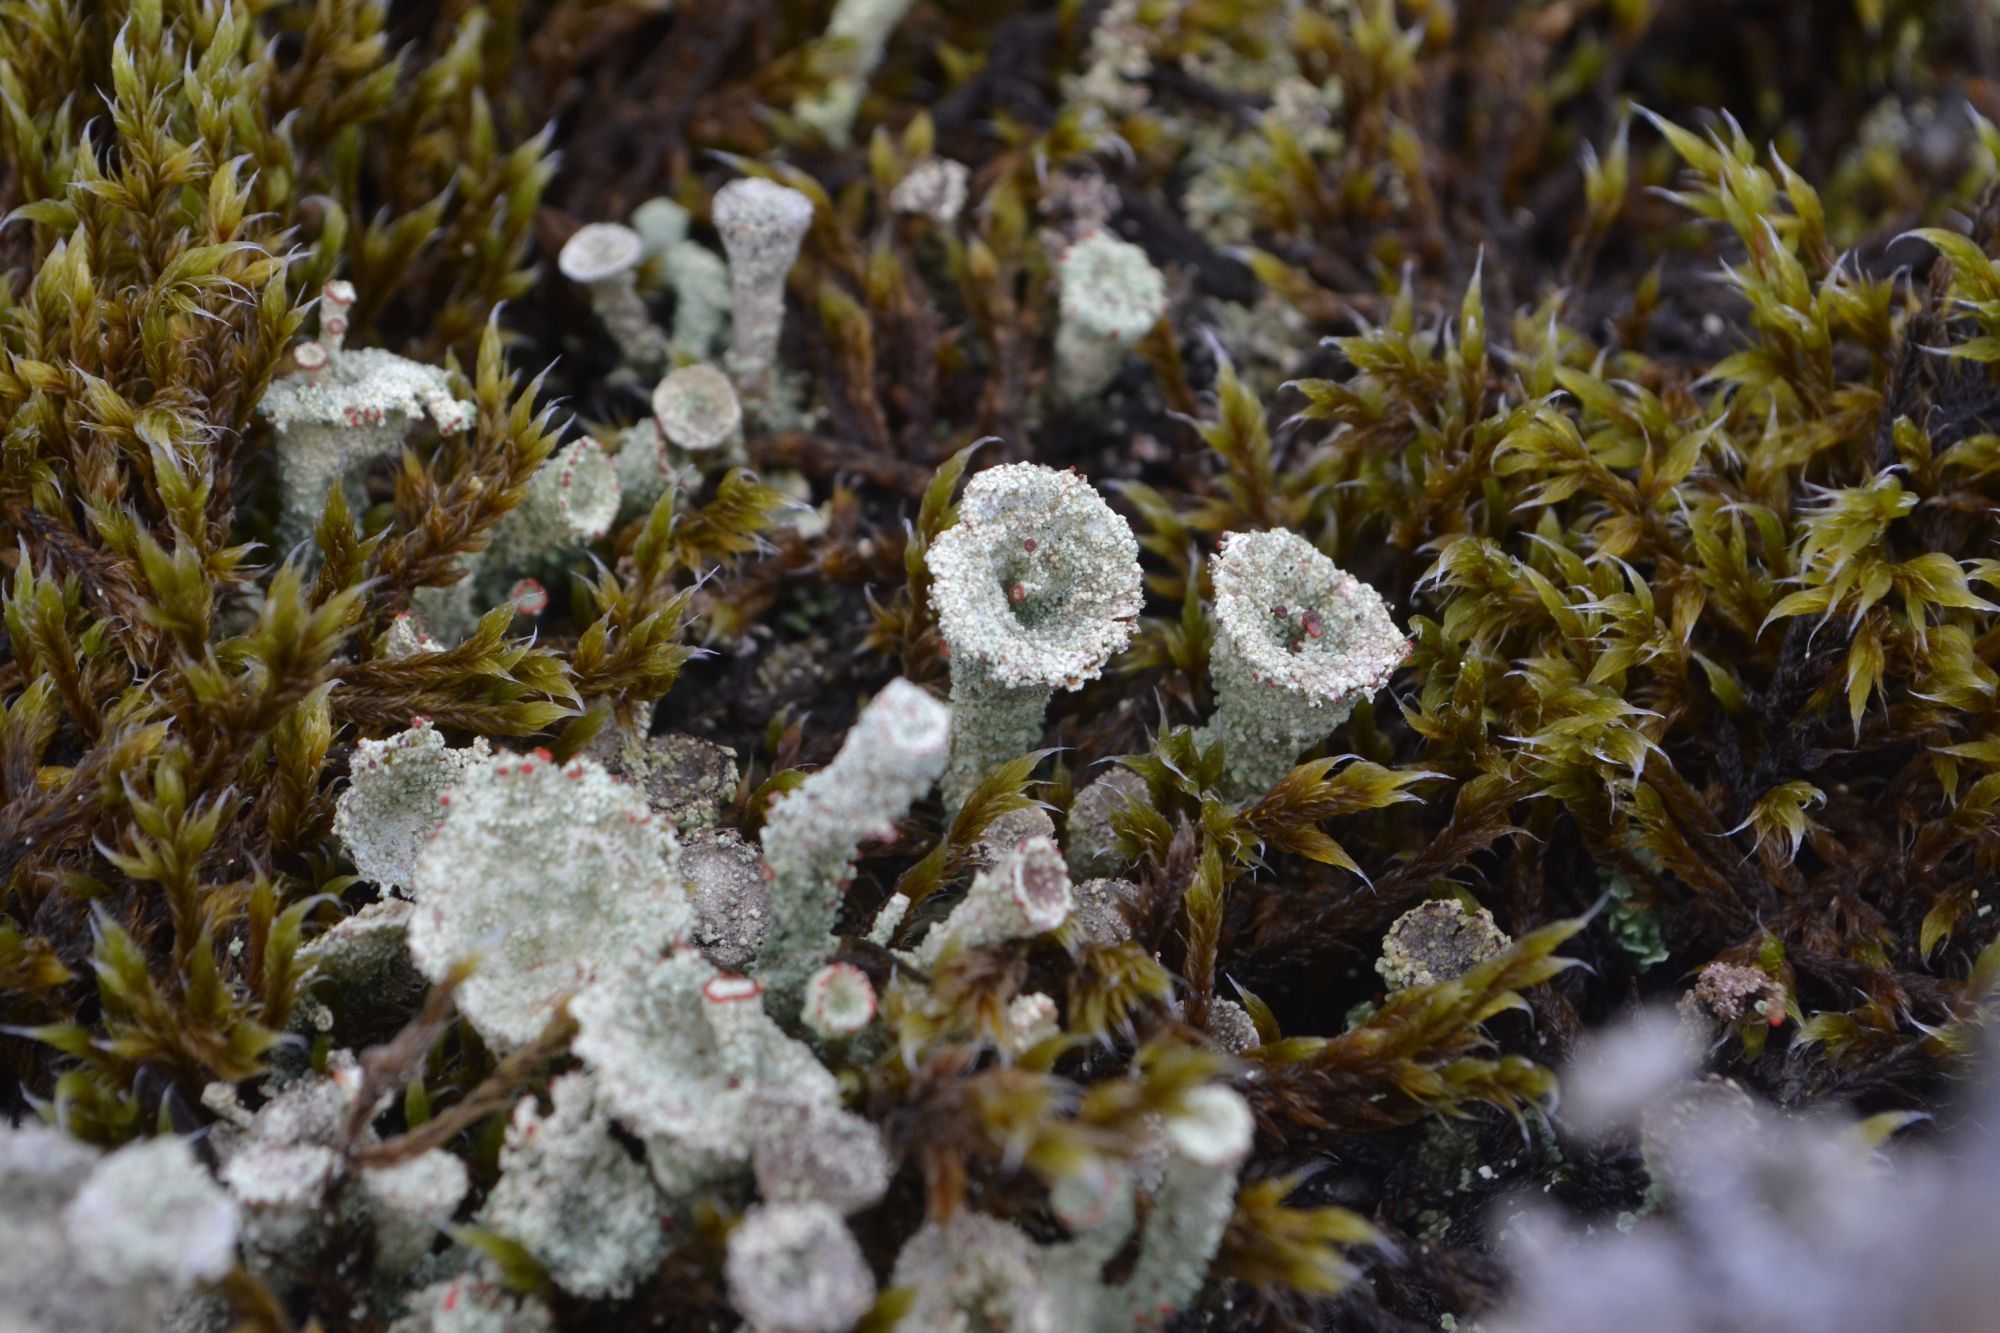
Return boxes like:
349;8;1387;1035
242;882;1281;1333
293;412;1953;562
1203;528;1409;799
926;462;1143;810
1054;231;1168;402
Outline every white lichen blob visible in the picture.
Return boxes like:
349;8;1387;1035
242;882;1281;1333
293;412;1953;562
801;961;876;1038
890;1212;1061;1333
333;720;491;892
1054;231;1168;402
791;0;921;145
890;157;971;224
260;301;476;549
652;363;743;452
559;222;669;372
408;751;691;1048
1;1123;243;1333
630;197;691;256
479;437;622;591
65;1136;242;1292
724;1202;876;1333
926;463;1142;807
361;1149;472;1279
1204;528;1409;798
885;1083;1259;1332
573;948;889;1211
913;834;1074;968
481;1073;666;1300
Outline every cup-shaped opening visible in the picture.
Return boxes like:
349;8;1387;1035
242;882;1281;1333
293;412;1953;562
1003;837;1074;934
928;463;1143;691
1212;529;1408;706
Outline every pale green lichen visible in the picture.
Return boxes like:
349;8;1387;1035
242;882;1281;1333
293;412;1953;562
560;223;670;374
886;1084;1255;1332
333;720;490;892
912;834;1073;968
571;951;888;1210
793;0;920;146
478;438;621;593
260;288;475;549
926;463;1142;809
0;1126;239;1333
756;678;949;1002
1204;528;1409;799
408;750;690;1049
724;1202;876;1333
800;961;876;1038
890;157;971;223
714;179;816;400
1054;232;1168;402
481;1073;665;1300
652;363;742;454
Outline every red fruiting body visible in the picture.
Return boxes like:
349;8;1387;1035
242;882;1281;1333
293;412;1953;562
1302;609;1324;639
1008;583;1028;604
510;579;548;616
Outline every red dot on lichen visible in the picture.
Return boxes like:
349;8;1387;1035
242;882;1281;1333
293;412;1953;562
1008;583;1028;604
1023;538;1038;553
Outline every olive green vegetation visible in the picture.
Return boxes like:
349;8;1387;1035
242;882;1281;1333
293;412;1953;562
4;0;2000;1329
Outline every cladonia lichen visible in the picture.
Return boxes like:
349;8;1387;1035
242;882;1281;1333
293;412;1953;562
334;719;491;893
927;463;1143;809
1053;232;1168;402
755;677;949;1004
724;1202;876;1333
260;283;475;549
713;179;816;400
1203;528;1409;799
481;1073;666;1299
408;750;691;1048
560;222;670;374
792;0;920;146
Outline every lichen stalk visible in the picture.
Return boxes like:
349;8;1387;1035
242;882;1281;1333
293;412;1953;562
755;678;949;1005
713;178;816;400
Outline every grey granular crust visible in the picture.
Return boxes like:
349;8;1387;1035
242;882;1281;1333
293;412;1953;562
684;828;772;971
1375;899;1512;991
1065;766;1149;880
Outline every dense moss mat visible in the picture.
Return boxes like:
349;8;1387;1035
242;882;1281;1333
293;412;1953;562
5;0;2000;1329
